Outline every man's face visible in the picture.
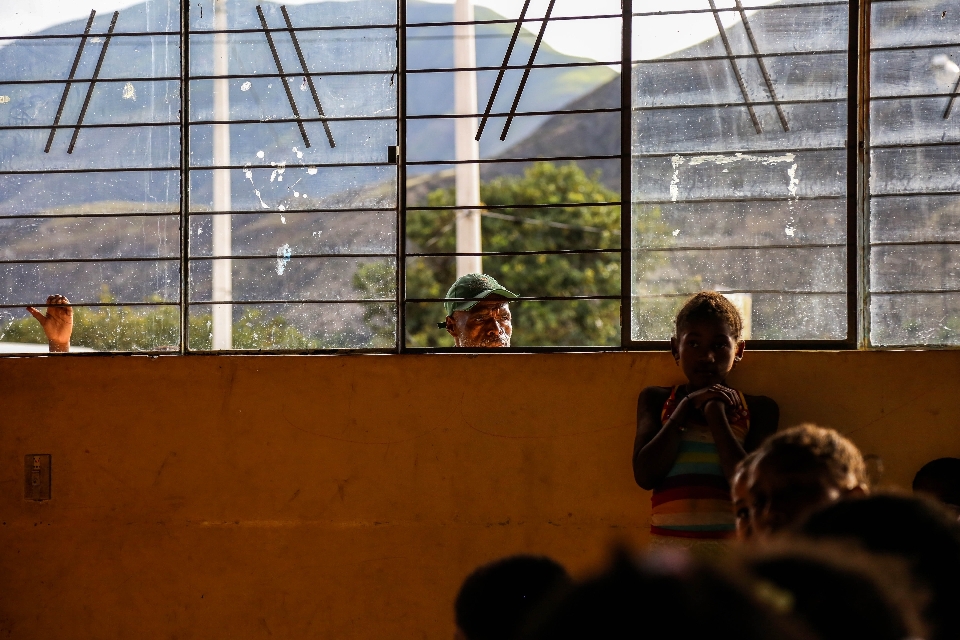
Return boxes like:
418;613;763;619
670;318;744;390
445;298;512;347
747;452;844;539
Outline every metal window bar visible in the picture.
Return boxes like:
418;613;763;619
256;4;310;147
68;11;119;153
706;0;762;134
279;4;336;148
44;9;96;153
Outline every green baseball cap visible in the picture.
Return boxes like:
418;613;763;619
440;273;517;322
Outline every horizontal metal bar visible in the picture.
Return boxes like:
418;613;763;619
401;345;627;353
195;207;397;216
407;248;619;258
871;289;960;295
0;301;177;309
1;67;394;86
409;106;620;120
634;145;846;159
191;299;394;305
0;207;395;221
623;339;855;351
406;14;620;29
408;202;619;211
0;211;178;221
191;114;395;126
407;60;618;74
0;29;180;42
191;160;393;171
407;154;620;167
481;210;618;234
0;166;178;176
1;76;181;86
406;295;620;302
633;48;844;65
0;121;178;132
871;42;960;54
189;23;398;35
632;2;846;17
634;242;845;252
635;97;844;112
872;190;960;199
0;114;397;132
872;139;960;151
872;91;960;102
190;252;395;260
189;68;394;80
630;290;845;298
0;256;178;265
871;240;960;248
633;195;845;205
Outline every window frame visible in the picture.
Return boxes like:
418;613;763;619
4;0;953;355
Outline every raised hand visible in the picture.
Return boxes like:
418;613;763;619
27;295;73;353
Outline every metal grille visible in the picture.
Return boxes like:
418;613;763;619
1;0;957;353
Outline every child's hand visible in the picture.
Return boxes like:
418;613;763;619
688;385;743;416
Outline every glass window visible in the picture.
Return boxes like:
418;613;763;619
0;1;182;352
188;0;398;351
869;0;960;346
403;0;623;348
630;0;851;342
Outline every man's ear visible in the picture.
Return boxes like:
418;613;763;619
445;315;459;342
670;336;680;363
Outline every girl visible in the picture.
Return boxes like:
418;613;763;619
633;292;778;546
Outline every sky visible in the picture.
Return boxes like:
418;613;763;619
1;0;783;61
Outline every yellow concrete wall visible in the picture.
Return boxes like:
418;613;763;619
1;351;958;639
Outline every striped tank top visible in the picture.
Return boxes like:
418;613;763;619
650;386;750;539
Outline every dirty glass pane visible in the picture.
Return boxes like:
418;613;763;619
403;0;622;348
0;0;181;353
869;0;960;346
631;0;849;341
188;0;398;351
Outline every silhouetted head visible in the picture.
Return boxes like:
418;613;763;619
799;493;960;640
913;458;960;514
747;424;867;538
521;550;815;640
737;543;924;640
455;555;569;640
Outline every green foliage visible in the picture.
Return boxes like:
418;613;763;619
356;162;667;347
0;286;314;351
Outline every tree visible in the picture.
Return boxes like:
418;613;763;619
356;161;668;347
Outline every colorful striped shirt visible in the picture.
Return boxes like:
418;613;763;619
650;386;750;539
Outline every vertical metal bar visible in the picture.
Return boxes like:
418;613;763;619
397;0;407;352
733;0;788;132
500;0;555;141
68;11;119;154
852;0;870;347
256;5;310;148
706;0;762;134
476;0;531;141
621;0;633;347
180;0;190;353
943;74;960;119
45;10;95;153
280;5;336;148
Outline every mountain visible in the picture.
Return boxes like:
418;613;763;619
0;0;615;212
